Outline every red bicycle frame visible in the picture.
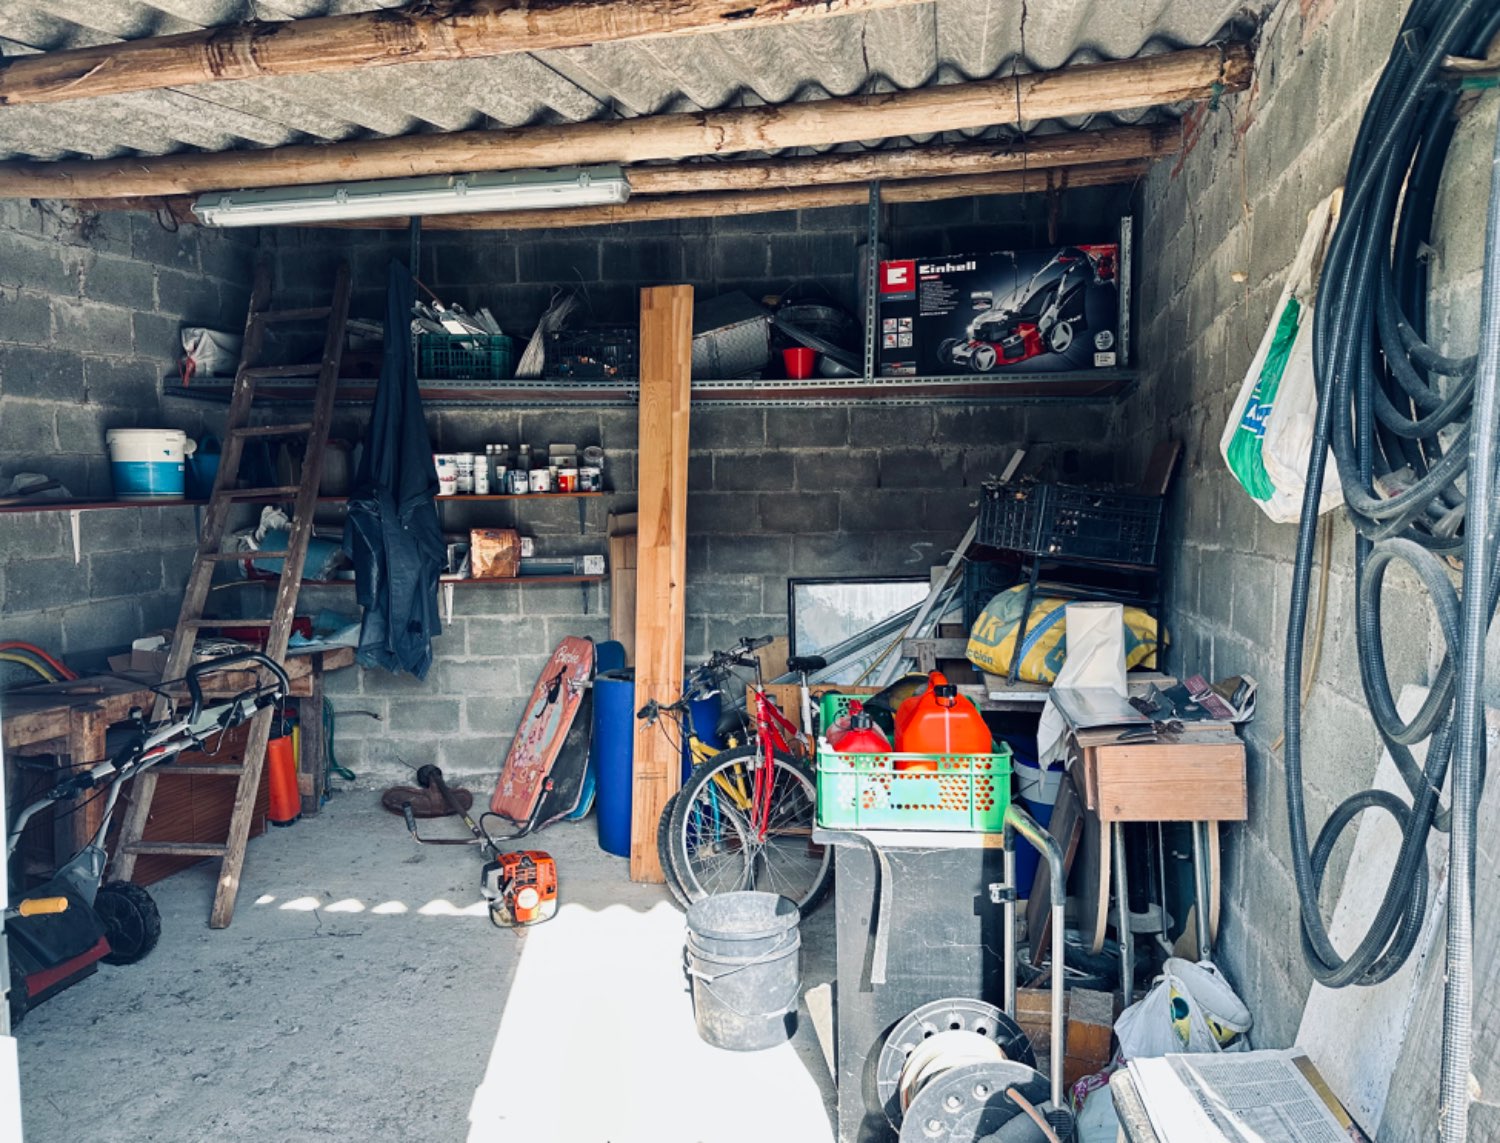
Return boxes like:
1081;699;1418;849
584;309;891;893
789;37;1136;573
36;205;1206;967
746;682;804;839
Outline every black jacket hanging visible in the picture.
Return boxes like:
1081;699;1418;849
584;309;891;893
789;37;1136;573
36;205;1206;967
343;259;446;679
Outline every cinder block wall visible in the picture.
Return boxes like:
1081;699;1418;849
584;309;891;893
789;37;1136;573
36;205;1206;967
256;191;1131;779
0;200;256;682
1116;0;1499;1058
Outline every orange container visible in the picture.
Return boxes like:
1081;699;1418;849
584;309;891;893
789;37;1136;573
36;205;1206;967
895;671;945;743
896;682;991;768
266;733;301;826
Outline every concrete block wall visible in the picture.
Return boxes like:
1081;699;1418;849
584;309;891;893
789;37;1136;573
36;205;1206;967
0;201;257;683
256;194;1129;780
1118;0;1498;1057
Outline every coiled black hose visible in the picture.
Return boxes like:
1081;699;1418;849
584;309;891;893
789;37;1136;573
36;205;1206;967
1284;0;1500;1137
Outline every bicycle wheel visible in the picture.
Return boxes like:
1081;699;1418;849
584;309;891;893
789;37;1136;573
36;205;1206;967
669;744;832;915
656;787;693;909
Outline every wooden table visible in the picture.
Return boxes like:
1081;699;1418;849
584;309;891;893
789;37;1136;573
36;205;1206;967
2;646;356;862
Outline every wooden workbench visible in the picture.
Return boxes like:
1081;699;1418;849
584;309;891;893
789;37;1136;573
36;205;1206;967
2;646;355;862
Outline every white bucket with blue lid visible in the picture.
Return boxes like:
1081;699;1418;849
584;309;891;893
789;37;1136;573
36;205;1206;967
106;428;197;500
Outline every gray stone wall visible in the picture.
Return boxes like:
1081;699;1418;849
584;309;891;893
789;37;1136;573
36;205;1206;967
1119;0;1498;1059
256;194;1130;780
0;200;256;682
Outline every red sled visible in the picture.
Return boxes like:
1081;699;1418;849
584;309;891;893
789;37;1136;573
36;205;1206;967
489;636;596;834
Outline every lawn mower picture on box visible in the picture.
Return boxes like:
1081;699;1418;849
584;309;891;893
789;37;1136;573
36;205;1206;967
937;246;1110;371
878;232;1126;377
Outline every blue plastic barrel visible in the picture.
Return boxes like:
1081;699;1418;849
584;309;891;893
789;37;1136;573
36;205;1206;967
593;669;636;857
686;692;724;780
1014;797;1055;898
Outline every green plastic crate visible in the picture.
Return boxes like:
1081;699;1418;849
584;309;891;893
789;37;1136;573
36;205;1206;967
417;333;515;380
816;742;1012;832
818;691;863;737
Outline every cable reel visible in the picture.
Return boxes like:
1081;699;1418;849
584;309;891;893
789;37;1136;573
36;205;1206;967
877;998;1073;1143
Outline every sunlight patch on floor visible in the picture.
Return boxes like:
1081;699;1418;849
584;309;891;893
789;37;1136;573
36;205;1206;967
467;898;833;1143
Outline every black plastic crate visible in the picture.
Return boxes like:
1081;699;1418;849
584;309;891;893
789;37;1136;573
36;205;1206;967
961;559;1014;630
978;482;1163;566
544;326;639;380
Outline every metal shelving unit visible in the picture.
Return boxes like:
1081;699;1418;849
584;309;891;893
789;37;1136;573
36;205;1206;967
162;182;1136;409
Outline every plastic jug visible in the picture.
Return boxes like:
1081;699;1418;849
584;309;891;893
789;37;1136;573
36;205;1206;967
895;671;945;742
897;683;992;760
829;704;892;754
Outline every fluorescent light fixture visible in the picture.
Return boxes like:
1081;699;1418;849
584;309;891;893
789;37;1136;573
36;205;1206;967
191;165;630;227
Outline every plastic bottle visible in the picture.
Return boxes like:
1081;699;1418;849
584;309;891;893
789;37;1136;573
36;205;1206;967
897;683;992;765
828;703;892;753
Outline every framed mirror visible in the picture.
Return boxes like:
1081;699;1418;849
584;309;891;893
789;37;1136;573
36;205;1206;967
787;576;930;682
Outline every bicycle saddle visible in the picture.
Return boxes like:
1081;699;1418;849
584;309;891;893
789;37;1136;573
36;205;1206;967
786;655;827;674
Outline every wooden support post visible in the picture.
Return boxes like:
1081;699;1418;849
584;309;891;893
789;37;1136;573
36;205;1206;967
630;285;693;883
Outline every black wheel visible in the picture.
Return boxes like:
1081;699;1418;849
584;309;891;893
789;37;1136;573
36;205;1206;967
657;788;693;909
669;745;833;916
1046;319;1074;353
936;338;959;366
96;881;161;966
8;952;27;1029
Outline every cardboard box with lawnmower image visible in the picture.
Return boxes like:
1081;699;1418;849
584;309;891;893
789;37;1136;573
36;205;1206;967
878;242;1124;376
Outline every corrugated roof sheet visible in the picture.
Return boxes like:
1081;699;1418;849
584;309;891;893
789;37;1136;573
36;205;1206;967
0;1;1262;164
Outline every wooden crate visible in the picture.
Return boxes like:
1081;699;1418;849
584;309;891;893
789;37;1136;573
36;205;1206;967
1071;726;1246;822
1016;986;1120;1086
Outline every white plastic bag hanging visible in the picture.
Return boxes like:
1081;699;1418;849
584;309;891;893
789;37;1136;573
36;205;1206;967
1220;192;1343;524
180;327;243;382
1115;958;1252;1059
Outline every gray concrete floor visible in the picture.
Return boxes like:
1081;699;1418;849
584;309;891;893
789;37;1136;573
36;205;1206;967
15;785;836;1143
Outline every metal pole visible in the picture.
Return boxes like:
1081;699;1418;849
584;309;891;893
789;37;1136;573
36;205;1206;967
1114;822;1133;1007
1192;821;1213;958
1005;804;1066;1109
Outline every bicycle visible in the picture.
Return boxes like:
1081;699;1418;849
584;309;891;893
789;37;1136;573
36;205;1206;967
638;637;833;915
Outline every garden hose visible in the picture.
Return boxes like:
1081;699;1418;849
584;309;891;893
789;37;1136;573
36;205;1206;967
324;698;357;784
1283;1;1500;1137
0;641;76;681
0;650;59;683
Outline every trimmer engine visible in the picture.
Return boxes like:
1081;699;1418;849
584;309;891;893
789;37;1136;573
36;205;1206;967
481;850;558;927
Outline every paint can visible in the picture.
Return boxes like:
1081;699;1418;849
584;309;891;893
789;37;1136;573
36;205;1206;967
454;453;476;494
434;453;457;496
557;468;578;493
106;428;197;500
529;468;552;493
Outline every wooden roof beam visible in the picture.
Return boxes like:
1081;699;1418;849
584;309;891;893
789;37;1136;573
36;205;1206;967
74;125;1177;217
0;0;925;109
0;44;1249;201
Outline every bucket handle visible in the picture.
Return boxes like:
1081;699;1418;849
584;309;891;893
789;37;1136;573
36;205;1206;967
685;946;802;1018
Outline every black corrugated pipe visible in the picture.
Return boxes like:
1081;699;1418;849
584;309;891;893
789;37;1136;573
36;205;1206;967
1283;0;1500;1137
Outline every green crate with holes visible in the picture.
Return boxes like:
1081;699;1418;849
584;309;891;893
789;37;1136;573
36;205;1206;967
815;743;1011;831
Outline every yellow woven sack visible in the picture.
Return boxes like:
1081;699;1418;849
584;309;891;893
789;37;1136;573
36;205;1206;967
965;586;1161;683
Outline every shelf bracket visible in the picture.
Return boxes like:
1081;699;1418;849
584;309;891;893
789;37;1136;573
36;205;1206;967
578;497;586;536
442;582;455;626
69;509;82;564
580;581;589;616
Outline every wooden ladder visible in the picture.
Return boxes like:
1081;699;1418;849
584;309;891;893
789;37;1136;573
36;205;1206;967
112;260;353;929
